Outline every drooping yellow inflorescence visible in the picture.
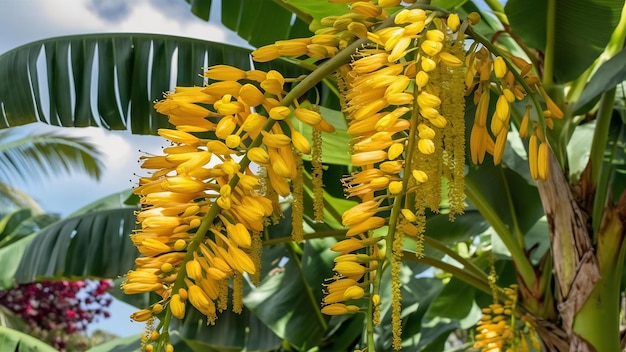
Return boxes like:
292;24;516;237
465;43;563;180
123;63;336;350
124;0;563;350
475;285;542;352
252;3;468;350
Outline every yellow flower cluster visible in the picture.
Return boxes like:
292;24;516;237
475;285;541;352
123;64;335;350
466;45;563;180
253;3;467;350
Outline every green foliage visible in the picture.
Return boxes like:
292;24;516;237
0;326;57;352
1;0;626;351
505;0;625;82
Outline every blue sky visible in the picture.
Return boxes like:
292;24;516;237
0;0;251;337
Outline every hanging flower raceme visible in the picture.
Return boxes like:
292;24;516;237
275;4;467;350
474;285;542;352
123;63;336;351
465;39;564;180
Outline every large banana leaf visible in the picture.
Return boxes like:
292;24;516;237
0;209;58;289
14;207;137;283
0;130;103;183
505;0;625;83
0;33;336;135
0;326;57;352
185;0;350;46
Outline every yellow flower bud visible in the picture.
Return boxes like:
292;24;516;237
401;209;417;222
269;106;291;120
294;108;323;125
248;147;270;164
188;284;216;316
170;294;185;319
239;84;265;107
493;56;507;79
417;124;436;139
242;112;266;132
321;303;360;315
389;181;403;194
467;12;481;25
447;14;460;32
417;92;441;109
418;139;435;154
387;143;404;160
351;150;388;166
174;239;186;251
370;176;390;189
380;160;403;174
252;44;280;62
215;118;237;140
420;40;443;56
412;170;429;183
421;57;437;72
158;129;201;146
161;262;173;273
343;286;365;300
130;309;153;322
350;1;382;17
227;223;252;248
225;134;241;149
495;95;510;121
439;52;463;67
291;130;312;154
261;131;292;148
204;65;246;81
152;303;164;314
346;217;386;236
275;39;308;57
186;260;203;281
502;88;516;103
426;30;445;42
334;262;366;277
178;288;188;301
415;71;429;88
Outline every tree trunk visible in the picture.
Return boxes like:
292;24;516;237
534;147;626;351
536;148;598;351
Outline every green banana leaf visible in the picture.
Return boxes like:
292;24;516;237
14;207;137;283
505;0;625;83
0;210;58;289
0;34;325;135
0;326;57;352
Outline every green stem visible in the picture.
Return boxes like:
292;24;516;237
542;0;557;86
573;208;626;351
262;230;346;246
423;236;489;281
591;87;616;237
404;251;492;296
483;0;509;25
499;168;525;246
286;241;329;331
465;177;536;289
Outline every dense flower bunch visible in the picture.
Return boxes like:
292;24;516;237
474;285;541;352
253;1;468;350
465;43;564;180
124;0;563;351
123;62;335;351
0;279;112;351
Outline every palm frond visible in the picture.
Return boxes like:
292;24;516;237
0;130;104;185
0;182;43;214
0;33;319;135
